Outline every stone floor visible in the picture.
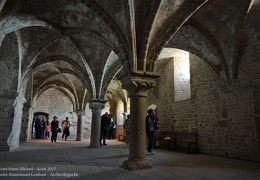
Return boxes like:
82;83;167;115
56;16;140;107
0;137;260;180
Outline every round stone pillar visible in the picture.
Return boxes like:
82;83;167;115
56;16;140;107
121;71;160;170
76;112;83;141
88;99;107;148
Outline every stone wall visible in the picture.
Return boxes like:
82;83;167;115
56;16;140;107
113;100;125;138
34;88;93;140
147;54;259;162
0;33;20;151
0;94;16;151
33;89;127;140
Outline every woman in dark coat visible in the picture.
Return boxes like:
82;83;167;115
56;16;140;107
146;109;158;155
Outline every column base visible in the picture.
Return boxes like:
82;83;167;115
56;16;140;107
88;145;102;148
121;158;153;170
88;143;102;148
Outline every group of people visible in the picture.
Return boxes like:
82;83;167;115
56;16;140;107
34;117;50;139
50;116;71;143
35;109;158;154
34;116;71;143
100;109;159;156
100;112;116;146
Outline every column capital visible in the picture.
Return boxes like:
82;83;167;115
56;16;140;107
89;99;107;110
76;110;85;115
121;70;160;95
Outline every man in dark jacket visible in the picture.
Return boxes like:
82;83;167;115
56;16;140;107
100;112;110;146
51;116;59;143
35;118;41;139
146;109;157;155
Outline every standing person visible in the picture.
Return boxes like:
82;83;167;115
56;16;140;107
51;116;59;143
146;109;156;155
153;111;159;147
40;117;45;139
124;115;130;144
108;115;115;139
108;118;115;139
45;122;51;139
100;112;110;146
61;117;70;141
34;118;41;139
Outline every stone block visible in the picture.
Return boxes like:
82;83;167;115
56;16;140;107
0;119;13;126
253;89;260;100
3;106;14;112
8;112;14;118
6;99;15;106
254;101;260;114
0;96;6;103
0;131;11;139
255;117;260;139
0;112;8;118
4;126;12;133
0;144;9;152
218;120;228;127
0;139;8;146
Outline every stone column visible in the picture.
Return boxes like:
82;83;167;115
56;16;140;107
76;111;84;141
88;99;107;148
20;104;30;142
7;92;27;151
27;107;34;141
122;70;160;170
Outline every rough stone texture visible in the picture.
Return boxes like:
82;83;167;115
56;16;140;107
173;56;191;101
0;92;26;151
147;53;259;162
7;95;24;151
0;0;259;164
34;88;90;139
29;88;126;140
122;159;153;170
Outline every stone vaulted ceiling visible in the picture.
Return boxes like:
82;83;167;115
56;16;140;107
0;0;259;111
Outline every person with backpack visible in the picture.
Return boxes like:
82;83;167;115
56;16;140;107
51;116;59;143
61;117;70;141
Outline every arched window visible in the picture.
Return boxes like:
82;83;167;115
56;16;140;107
159;48;191;101
173;50;191;101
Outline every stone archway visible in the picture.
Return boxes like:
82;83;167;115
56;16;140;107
32;112;49;139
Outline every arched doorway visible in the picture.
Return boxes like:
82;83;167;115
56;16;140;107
32;112;49;139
